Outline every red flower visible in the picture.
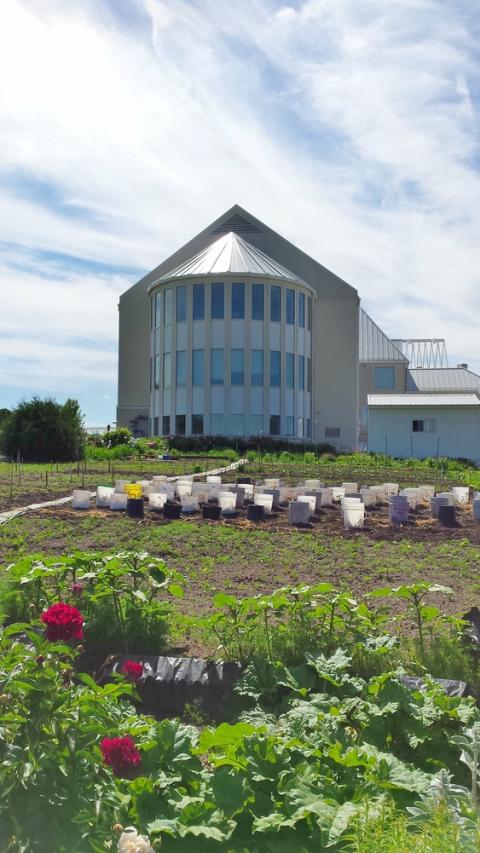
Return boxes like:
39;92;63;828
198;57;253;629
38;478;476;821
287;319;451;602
121;660;143;682
71;583;84;596
100;736;141;777
41;602;84;642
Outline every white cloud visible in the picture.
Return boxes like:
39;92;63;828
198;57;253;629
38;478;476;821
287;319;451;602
0;0;480;423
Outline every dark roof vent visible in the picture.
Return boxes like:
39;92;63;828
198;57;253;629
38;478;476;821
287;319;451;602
212;213;261;234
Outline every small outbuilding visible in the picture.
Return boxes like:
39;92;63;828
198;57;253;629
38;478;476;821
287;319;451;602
367;394;480;463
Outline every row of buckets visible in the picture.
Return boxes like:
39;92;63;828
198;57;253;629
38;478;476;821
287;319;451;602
70;477;476;529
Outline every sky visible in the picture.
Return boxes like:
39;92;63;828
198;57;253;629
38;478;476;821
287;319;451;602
1;0;479;426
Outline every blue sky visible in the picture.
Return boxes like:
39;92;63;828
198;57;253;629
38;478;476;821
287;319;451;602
1;0;479;426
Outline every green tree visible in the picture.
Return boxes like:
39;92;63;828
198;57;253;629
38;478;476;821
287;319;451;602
0;397;85;462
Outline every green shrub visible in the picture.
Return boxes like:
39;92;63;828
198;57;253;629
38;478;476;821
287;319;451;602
0;397;84;462
104;426;132;447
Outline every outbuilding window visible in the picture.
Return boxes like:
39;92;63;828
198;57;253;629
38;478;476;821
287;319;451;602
374;366;395;389
412;419;436;433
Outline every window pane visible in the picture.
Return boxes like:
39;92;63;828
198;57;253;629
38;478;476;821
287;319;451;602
285;416;294;436
412;420;423;432
252;284;264;320
192;349;204;386
374;366;395;389
231;283;245;320
193;284;205;320
153;416;159;436
163;352;171;388
154;355;160;389
297;417;304;438
211;349;224;385
299;355;305;390
229;414;244;435
231;349;244;385
251;349;264;386
270;286;281;322
270;351;281;387
306;419;311;438
286;352;294;388
162;415;170;435
299;293;305;327
176;350;186;386
286;289;295;325
175;414;186;435
249;414;263;434
176;286;187;323
192;414;204;435
154;293;161;328
164;289;172;324
211;282;224;319
307;357;311;392
307;297;312;331
269;415;280;436
211;413;223;434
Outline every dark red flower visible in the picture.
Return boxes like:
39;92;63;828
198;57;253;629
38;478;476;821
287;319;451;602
100;736;141;777
71;583;84;596
41;602;84;642
121;660;143;682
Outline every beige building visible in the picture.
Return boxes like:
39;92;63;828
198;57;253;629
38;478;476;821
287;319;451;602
117;205;360;447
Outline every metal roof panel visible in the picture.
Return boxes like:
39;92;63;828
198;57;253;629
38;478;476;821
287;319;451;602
368;394;480;407
407;368;480;393
359;309;408;362
154;232;308;286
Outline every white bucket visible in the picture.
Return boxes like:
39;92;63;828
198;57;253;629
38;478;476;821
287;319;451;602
114;479;130;494
208;485;221;501
176;480;192;498
360;488;376;509
304;491;322;512
238;483;254;499
319;488;333;507
383;483;399;496
342;482;358;494
206;475;221;484
264;478;280;489
279;486;295;504
254;493;273;512
96;486;114;507
152;475;168;485
452;486;469;505
341;496;362;518
305;479;322;490
180;496;198;514
219;492;237;515
297;494;316;514
149;492;168;510
110;493;128;511
72;489;91;510
136;480;151;496
263;489;280;510
343;504;365;529
330;487;345;502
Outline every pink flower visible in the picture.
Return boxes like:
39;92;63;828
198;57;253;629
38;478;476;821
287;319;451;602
101;736;141;777
121;660;143;682
41;603;84;642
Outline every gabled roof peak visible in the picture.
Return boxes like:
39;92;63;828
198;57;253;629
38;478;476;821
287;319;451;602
156;231;308;286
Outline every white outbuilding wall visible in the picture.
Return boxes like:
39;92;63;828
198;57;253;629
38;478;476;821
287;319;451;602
368;394;480;462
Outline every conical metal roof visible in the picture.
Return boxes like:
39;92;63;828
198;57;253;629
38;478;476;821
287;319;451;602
157;232;307;285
